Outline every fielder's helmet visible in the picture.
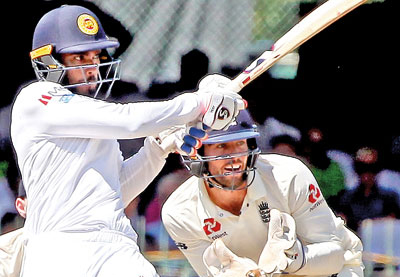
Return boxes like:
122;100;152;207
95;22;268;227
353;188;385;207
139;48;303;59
30;5;121;98
182;110;260;190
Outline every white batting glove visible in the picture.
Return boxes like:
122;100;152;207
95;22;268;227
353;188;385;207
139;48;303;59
150;125;208;158
196;74;247;130
258;209;305;274
203;239;260;277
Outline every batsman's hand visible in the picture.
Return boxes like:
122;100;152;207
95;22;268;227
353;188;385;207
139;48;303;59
203;239;261;277
196;74;247;131
149;125;208;158
258;209;304;274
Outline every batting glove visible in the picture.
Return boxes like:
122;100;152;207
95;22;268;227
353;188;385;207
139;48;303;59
150;125;208;158
196;74;247;131
258;209;305;274
203;239;261;277
180;126;208;156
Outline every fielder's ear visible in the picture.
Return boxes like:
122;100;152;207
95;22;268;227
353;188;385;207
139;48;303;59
15;197;27;218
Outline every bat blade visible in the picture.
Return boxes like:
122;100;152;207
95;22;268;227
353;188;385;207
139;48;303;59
228;0;367;93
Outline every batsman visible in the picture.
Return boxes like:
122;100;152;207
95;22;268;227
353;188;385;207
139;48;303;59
10;5;245;277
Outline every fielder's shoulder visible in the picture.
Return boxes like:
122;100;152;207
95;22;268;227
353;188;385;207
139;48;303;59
161;176;203;238
162;175;199;219
257;153;310;177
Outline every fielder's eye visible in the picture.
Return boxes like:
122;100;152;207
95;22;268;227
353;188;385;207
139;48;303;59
74;55;83;62
236;141;245;147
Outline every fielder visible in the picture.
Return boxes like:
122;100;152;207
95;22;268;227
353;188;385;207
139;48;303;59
0;186;26;277
161;109;364;277
11;5;244;277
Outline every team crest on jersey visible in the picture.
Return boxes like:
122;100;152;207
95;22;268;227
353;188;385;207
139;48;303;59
77;13;99;35
257;201;270;223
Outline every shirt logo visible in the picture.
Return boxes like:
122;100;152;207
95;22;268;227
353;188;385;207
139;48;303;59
175;242;188;250
59;94;75;103
39;94;52;105
217;108;230;120
203;218;221;235
308;184;321;204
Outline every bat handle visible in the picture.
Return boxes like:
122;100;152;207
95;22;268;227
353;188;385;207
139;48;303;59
226;75;245;94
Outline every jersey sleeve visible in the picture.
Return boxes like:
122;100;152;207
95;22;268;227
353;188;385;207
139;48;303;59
119;137;166;207
14;81;203;140
287;159;351;275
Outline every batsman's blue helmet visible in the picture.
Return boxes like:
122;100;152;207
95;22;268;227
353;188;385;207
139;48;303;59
32;5;119;54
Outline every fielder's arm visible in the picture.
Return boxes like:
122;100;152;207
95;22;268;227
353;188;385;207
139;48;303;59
286;159;362;275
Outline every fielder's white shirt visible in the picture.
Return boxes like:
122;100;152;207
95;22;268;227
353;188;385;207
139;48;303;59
11;81;202;238
162;154;364;277
0;227;24;277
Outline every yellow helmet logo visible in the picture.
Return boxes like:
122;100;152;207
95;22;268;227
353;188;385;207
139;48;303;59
77;14;99;35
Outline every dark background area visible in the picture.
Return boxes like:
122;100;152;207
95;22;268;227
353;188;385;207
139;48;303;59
2;0;398;167
239;0;399;163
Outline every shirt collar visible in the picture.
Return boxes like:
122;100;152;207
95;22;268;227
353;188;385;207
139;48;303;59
198;178;227;218
246;171;268;202
197;172;268;218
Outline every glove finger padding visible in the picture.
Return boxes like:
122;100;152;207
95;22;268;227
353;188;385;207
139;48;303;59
181;125;208;156
203;239;259;277
258;209;300;274
153;125;207;157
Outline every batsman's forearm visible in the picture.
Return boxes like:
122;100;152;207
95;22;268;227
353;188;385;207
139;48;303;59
120;137;166;207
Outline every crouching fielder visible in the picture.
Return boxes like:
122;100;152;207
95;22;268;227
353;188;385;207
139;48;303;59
161;110;364;277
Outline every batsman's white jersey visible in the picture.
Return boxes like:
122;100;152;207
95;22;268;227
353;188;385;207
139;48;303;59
10;81;203;276
162;154;364;277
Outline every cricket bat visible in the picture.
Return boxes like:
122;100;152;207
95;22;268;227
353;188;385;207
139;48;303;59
227;0;368;93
